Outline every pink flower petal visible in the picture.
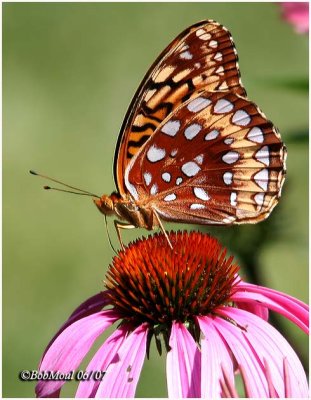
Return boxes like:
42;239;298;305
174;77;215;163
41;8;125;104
233;282;309;333
40;292;111;364
166;322;201;398
36;310;119;397
237;282;308;309
213;313;270;397
75;324;129;397
68;291;111;318
95;323;148;397
197;316;234;398
235;300;269;321
219;307;309;397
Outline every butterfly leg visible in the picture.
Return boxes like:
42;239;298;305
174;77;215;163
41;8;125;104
114;220;136;250
153;209;173;250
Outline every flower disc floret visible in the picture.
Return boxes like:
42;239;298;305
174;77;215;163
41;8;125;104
105;231;239;325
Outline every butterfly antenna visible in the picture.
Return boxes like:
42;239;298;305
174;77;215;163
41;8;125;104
43;186;99;196
104;214;118;255
30;170;100;198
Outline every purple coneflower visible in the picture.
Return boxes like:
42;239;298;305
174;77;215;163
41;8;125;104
36;231;309;398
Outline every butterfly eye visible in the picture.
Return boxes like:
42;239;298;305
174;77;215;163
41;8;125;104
94;195;115;215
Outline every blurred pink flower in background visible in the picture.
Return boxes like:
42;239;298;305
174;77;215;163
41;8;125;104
35;232;309;398
280;2;309;33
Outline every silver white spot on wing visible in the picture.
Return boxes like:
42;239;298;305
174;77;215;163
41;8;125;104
143;172;152;186
232;110;251;126
209;40;218;48
218;82;229;90
216;66;224;75
222;151;240;164
205;129;219;141
190;203;205;210
247;127;264;143
161;120;181;137
184;123;202;140
194;154;204;165
162;172;171;183
164;193;176;202
255;146;270;166
180;43;189;51
181;161;201;177
214;52;223;61
223;172;233;185
180;51;193;60
124;166;139;200
230;192;237;206
127;183;138;200
150;184;158;195
224;137;234;145
187;97;211;112
193;187;210;201
176;177;183;185
254;193;265;206
196;29;211;41
147;145;166;163
194;62;201;69
170;149;178;157
214;99;234;114
254;169;269;191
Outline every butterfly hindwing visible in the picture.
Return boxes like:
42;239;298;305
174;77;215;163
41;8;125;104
124;91;286;224
115;20;246;195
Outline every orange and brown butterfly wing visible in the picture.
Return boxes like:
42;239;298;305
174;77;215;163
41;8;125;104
114;20;246;195
124;91;286;224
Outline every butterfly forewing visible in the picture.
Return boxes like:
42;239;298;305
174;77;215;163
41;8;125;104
125;91;286;224
115;20;246;195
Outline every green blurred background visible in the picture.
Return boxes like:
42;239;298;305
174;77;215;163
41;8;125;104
3;2;308;397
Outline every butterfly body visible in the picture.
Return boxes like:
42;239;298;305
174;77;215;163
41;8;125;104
95;20;286;239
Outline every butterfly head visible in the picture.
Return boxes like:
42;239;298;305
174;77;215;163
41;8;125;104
93;192;121;216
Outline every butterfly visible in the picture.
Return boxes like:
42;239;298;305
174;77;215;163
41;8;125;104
94;20;286;247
